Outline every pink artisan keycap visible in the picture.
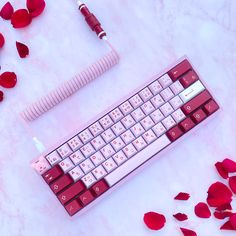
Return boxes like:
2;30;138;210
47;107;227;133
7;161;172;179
166;126;183;141
181;90;211;115
65;199;83;216
191;108;207;124
50;174;73;194
91;179;109;197
43;165;63;184
179;70;198;88
203;100;219;115
179;117;195;132
58;180;85;205
168;59;192;81
79;190;94;206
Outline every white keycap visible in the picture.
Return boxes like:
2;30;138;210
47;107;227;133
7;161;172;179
89;122;103;136
141;101;155;115
101;144;115;159
105;135;171;186
162;115;176;130
170;96;183;110
149;80;162;95
123;143;137;158
170;81;184;95
79;129;93;144
57;144;73;159
81;173;96;188
152;122;166;137
46;151;62;166
110;108;124;122
59;157;74;173
112;121;126;136
32;156;51;174
69;166;84;182
179;80;205;103
111;137;125;151
113;151;127;165
91;135;106;150
172;109;186;123
121;114;135;129
131;108;145;122
99;115;114;129
119;101;133;115
80;143;95;158
140;116;155;130
80;159;95;174
67;136;83;151
70;150;85;165
158;74;172;88
150;109;164;123
139;87;153;102
130;123;145;137
143;129;157;144
151;94;165;108
160;102;174;117
101;128;116;143
103;158;117;173
90;151;105;166
121;130;135;144
133;136;147;151
129;94;143;108
92;165;107;180
160;87;174;102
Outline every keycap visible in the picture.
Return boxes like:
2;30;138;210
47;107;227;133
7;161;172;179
131;108;145;122
112;121;126;136
139;87;153;102
140;116;155;130
130;123;145;137
70;150;85;165
152;122;166;137
99;115;114;129
160;102;174;117
80;159;95;174
89;122;103;136
69;166;84;182
119;101;133;115
91;179;109;197
121;114;135;129
50;174;73;194
68;136;83;151
170;96;183;110
65;199;83;216
172;109;186;123
123;143;137;158
79;190;94;206
203;100;219;115
103;158;117;173
80;143;95;158
90;151;105;166
143;129;157;144
151;94;165;108
121;130;135;144
179;117;195;132
162;115;176;130
149;80;162;95
110;108;123;122
179;70;198;88
92;165;107;180
101;144;115;159
133;136;147;151
158;74;172;88
129;94;143;108
166;126;183;141
191;108;207;124
79;129;93;144
170;81;184;94
46;151;62;166
111;137;125;151
57;144;73;159
141;101;155;115
43;165;63;184
59;157;74;173
113;151;127;165
160;87;174;101
91;136;106;150
150;109;164;123
81;173;96;188
31;156;51;175
101;128;115;143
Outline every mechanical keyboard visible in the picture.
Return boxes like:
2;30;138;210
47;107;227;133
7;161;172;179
32;58;219;216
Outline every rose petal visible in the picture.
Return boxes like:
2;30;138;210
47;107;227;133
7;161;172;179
214;211;232;220
143;212;166;231
215;162;229;179
207;182;233;207
16;41;29;58
26;0;45;17
220;221;234;230
11;9;32;28
194;202;211;218
230;213;236;230
229;176;236;194
173;213;188;221
222;158;236;173
216;203;232;211
0;2;14;20
180;227;197;236
0;91;4;102
0;33;5;48
0;72;17;88
174;192;190;200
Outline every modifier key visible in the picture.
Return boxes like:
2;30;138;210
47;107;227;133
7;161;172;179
168;60;192;81
203;100;219;115
43;165;63;184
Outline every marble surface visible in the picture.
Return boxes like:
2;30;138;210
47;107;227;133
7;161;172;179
0;0;236;235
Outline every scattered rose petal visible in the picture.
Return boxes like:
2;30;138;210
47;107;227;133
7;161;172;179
229;176;236;194
215;162;228;179
0;33;5;48
11;9;32;28
214;211;233;220
216;203;232;211
220;220;234;230
0;72;17;88
143;212;166;231
207;182;233;207
0;2;14;20
230;213;236;230
0;91;4;102
27;0;45;17
222;158;236;173
173;213;188;221
16;41;29;58
180;227;197;236
174;192;190;200
194;202;211;218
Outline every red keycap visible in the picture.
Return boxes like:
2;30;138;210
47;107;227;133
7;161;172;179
58;180;85;205
179;117;195;132
91;179;109;197
191;108;207;124
65;199;83;216
203;100;219;115
79;190;94;206
43;165;63;184
168;59;192;81
179;70;198;88
166;126;183;142
50;174;73;194
181;90;211;115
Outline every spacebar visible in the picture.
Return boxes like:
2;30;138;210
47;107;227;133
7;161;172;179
105;134;171;187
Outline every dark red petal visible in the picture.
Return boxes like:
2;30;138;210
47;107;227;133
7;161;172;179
215;162;229;179
174;192;190;200
0;33;5;48
16;41;29;58
0;2;14;20
216;203;232;211
11;9;32;28
214;211;233;220
229;176;236;194
0;72;17;88
230;213;236;229
26;0;45;17
194;202;211;218
220;221;234;230
207;182;233;207
180;227;197;236
222;158;236;173
143;212;166;231
173;213;188;221
0;91;4;102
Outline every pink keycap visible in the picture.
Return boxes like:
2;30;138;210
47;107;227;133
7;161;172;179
91;179;109;197
50;174;73;194
179;117;195;132
203;100;219;115
191;108;207;124
166;126;183;141
43;165;63;184
179;70;198;88
79;190;94;206
65;199;83;216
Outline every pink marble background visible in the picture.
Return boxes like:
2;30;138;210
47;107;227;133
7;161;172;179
0;0;236;235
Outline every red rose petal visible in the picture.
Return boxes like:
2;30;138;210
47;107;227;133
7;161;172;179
215;162;229;179
222;158;236;173
143;212;166;231
173;213;188;221
180;227;197;236
11;9;32;28
26;0;45;17
216;203;232;211
220;220;234;230
0;72;17;88
16;42;29;58
0;2;14;20
194;202;211;218
214;211;233;220
174;192;190;200
229;176;236;194
0;33;5;48
0;91;4;102
230;213;236;230
207;182;233;207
